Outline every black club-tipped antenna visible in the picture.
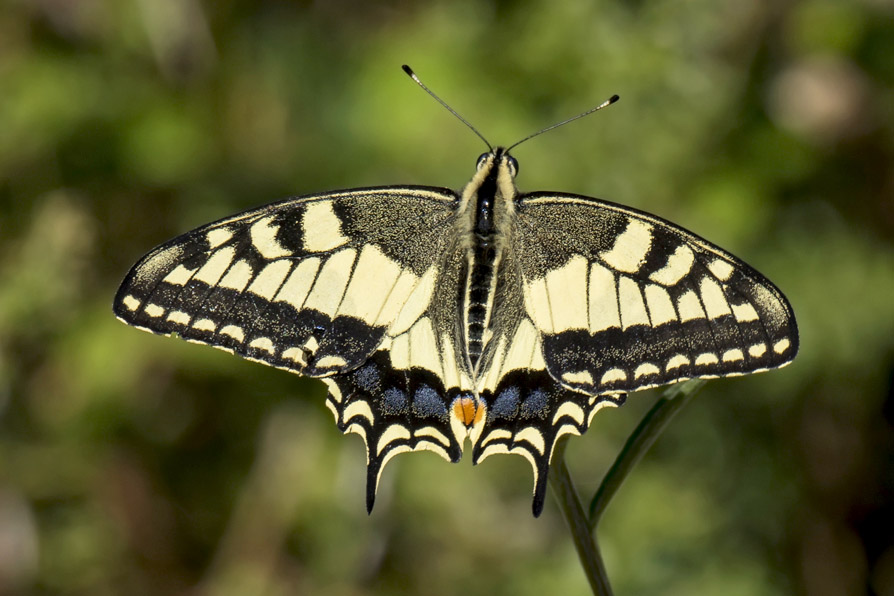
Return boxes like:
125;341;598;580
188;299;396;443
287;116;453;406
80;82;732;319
402;65;493;151
507;94;619;152
403;65;619;154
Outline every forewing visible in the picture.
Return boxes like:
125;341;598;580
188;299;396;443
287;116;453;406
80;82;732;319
512;191;798;395
115;186;457;374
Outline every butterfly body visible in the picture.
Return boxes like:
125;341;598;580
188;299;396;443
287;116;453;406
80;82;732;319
115;146;797;516
462;148;518;370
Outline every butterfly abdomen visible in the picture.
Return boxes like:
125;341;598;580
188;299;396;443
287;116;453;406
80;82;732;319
465;237;497;367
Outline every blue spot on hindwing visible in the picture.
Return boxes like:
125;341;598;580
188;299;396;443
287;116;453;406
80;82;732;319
354;364;381;393
491;386;520;420
383;387;408;415
521;388;548;419
413;384;447;418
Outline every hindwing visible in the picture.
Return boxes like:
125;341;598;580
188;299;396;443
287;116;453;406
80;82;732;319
468;242;626;516
319;236;480;511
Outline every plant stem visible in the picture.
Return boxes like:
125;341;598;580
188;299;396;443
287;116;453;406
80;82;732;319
550;438;613;596
587;379;705;531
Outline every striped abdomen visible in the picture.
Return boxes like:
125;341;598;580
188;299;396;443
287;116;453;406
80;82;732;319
465;236;498;368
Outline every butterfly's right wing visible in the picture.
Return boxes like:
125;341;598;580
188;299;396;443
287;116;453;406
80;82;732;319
114;186;471;510
471;191;798;516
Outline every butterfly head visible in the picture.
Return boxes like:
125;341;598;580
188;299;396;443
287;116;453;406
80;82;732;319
460;147;521;225
475;147;519;179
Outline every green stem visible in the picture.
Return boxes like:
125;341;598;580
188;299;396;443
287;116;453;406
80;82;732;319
550;438;613;596
587;379;705;531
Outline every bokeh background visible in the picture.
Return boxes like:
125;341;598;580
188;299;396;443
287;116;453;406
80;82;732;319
1;0;893;594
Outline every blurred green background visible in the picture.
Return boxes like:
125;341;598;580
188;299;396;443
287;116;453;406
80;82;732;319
1;0;893;594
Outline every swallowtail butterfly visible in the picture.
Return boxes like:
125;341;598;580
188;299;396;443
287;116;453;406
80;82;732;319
114;66;798;516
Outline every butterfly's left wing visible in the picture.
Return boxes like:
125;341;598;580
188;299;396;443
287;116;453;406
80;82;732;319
472;191;798;515
114;186;472;510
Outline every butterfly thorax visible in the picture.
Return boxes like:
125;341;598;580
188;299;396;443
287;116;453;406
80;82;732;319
460;148;518;375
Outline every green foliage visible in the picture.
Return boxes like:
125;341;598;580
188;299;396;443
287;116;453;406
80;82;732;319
1;0;893;594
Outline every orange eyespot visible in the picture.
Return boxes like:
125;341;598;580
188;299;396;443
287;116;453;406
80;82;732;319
453;396;486;426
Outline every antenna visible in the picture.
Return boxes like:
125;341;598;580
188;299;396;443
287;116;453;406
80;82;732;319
506;94;619;152
402;65;493;151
